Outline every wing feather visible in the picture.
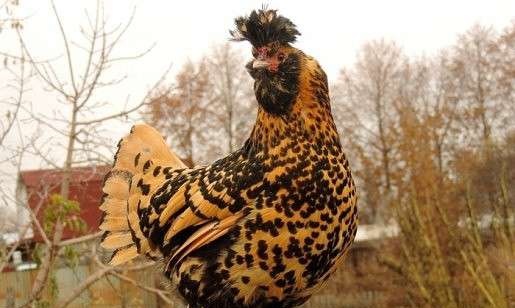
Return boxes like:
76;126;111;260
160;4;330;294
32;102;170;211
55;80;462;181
167;214;243;273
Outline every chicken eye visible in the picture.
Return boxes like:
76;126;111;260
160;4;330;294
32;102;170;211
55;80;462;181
277;52;286;62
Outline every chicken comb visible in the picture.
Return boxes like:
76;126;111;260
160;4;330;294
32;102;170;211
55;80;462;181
230;8;300;47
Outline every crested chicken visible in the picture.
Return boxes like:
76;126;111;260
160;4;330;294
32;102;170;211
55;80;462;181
100;8;358;308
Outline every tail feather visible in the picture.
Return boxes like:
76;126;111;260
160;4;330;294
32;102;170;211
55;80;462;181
100;124;185;265
101;233;133;249
110;245;138;266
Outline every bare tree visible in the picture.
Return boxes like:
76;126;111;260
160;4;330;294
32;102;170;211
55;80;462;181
0;45;26;147
393;53;462;192
493;21;515;121
0;0;22;34
147;59;214;165
451;24;502;148
331;25;515;308
0;0;27;147
421;53;461;176
0;1;173;306
334;39;406;221
0;1;33;280
147;44;255;165
206;43;255;153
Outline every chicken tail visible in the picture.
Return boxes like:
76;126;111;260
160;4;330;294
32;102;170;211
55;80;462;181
99;124;185;265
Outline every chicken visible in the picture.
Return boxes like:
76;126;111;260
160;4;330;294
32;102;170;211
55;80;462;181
99;8;357;308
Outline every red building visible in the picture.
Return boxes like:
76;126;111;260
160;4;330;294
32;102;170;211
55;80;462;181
18;165;109;242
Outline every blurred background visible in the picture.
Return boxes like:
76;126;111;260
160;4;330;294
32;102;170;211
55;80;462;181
0;0;513;307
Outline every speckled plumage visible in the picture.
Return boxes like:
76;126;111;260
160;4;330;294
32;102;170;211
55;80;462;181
100;8;357;308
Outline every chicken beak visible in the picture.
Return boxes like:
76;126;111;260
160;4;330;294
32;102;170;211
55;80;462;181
252;60;269;69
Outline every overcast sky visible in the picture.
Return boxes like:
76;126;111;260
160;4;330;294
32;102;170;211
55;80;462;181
7;0;515;86
0;0;514;224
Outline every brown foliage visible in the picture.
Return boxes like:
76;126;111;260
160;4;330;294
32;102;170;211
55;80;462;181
147;60;215;164
332;23;515;307
146;44;255;165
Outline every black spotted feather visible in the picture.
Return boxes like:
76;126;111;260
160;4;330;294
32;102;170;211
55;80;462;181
230;8;300;48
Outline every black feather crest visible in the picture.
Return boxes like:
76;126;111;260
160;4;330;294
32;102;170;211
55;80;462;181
230;8;300;47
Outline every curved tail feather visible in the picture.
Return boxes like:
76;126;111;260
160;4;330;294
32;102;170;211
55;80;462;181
99;124;185;265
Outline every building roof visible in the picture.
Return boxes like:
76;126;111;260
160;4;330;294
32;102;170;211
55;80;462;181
19;165;110;188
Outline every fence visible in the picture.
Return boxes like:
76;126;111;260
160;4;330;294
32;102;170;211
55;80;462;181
1;264;187;308
1;264;381;308
1;244;381;308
